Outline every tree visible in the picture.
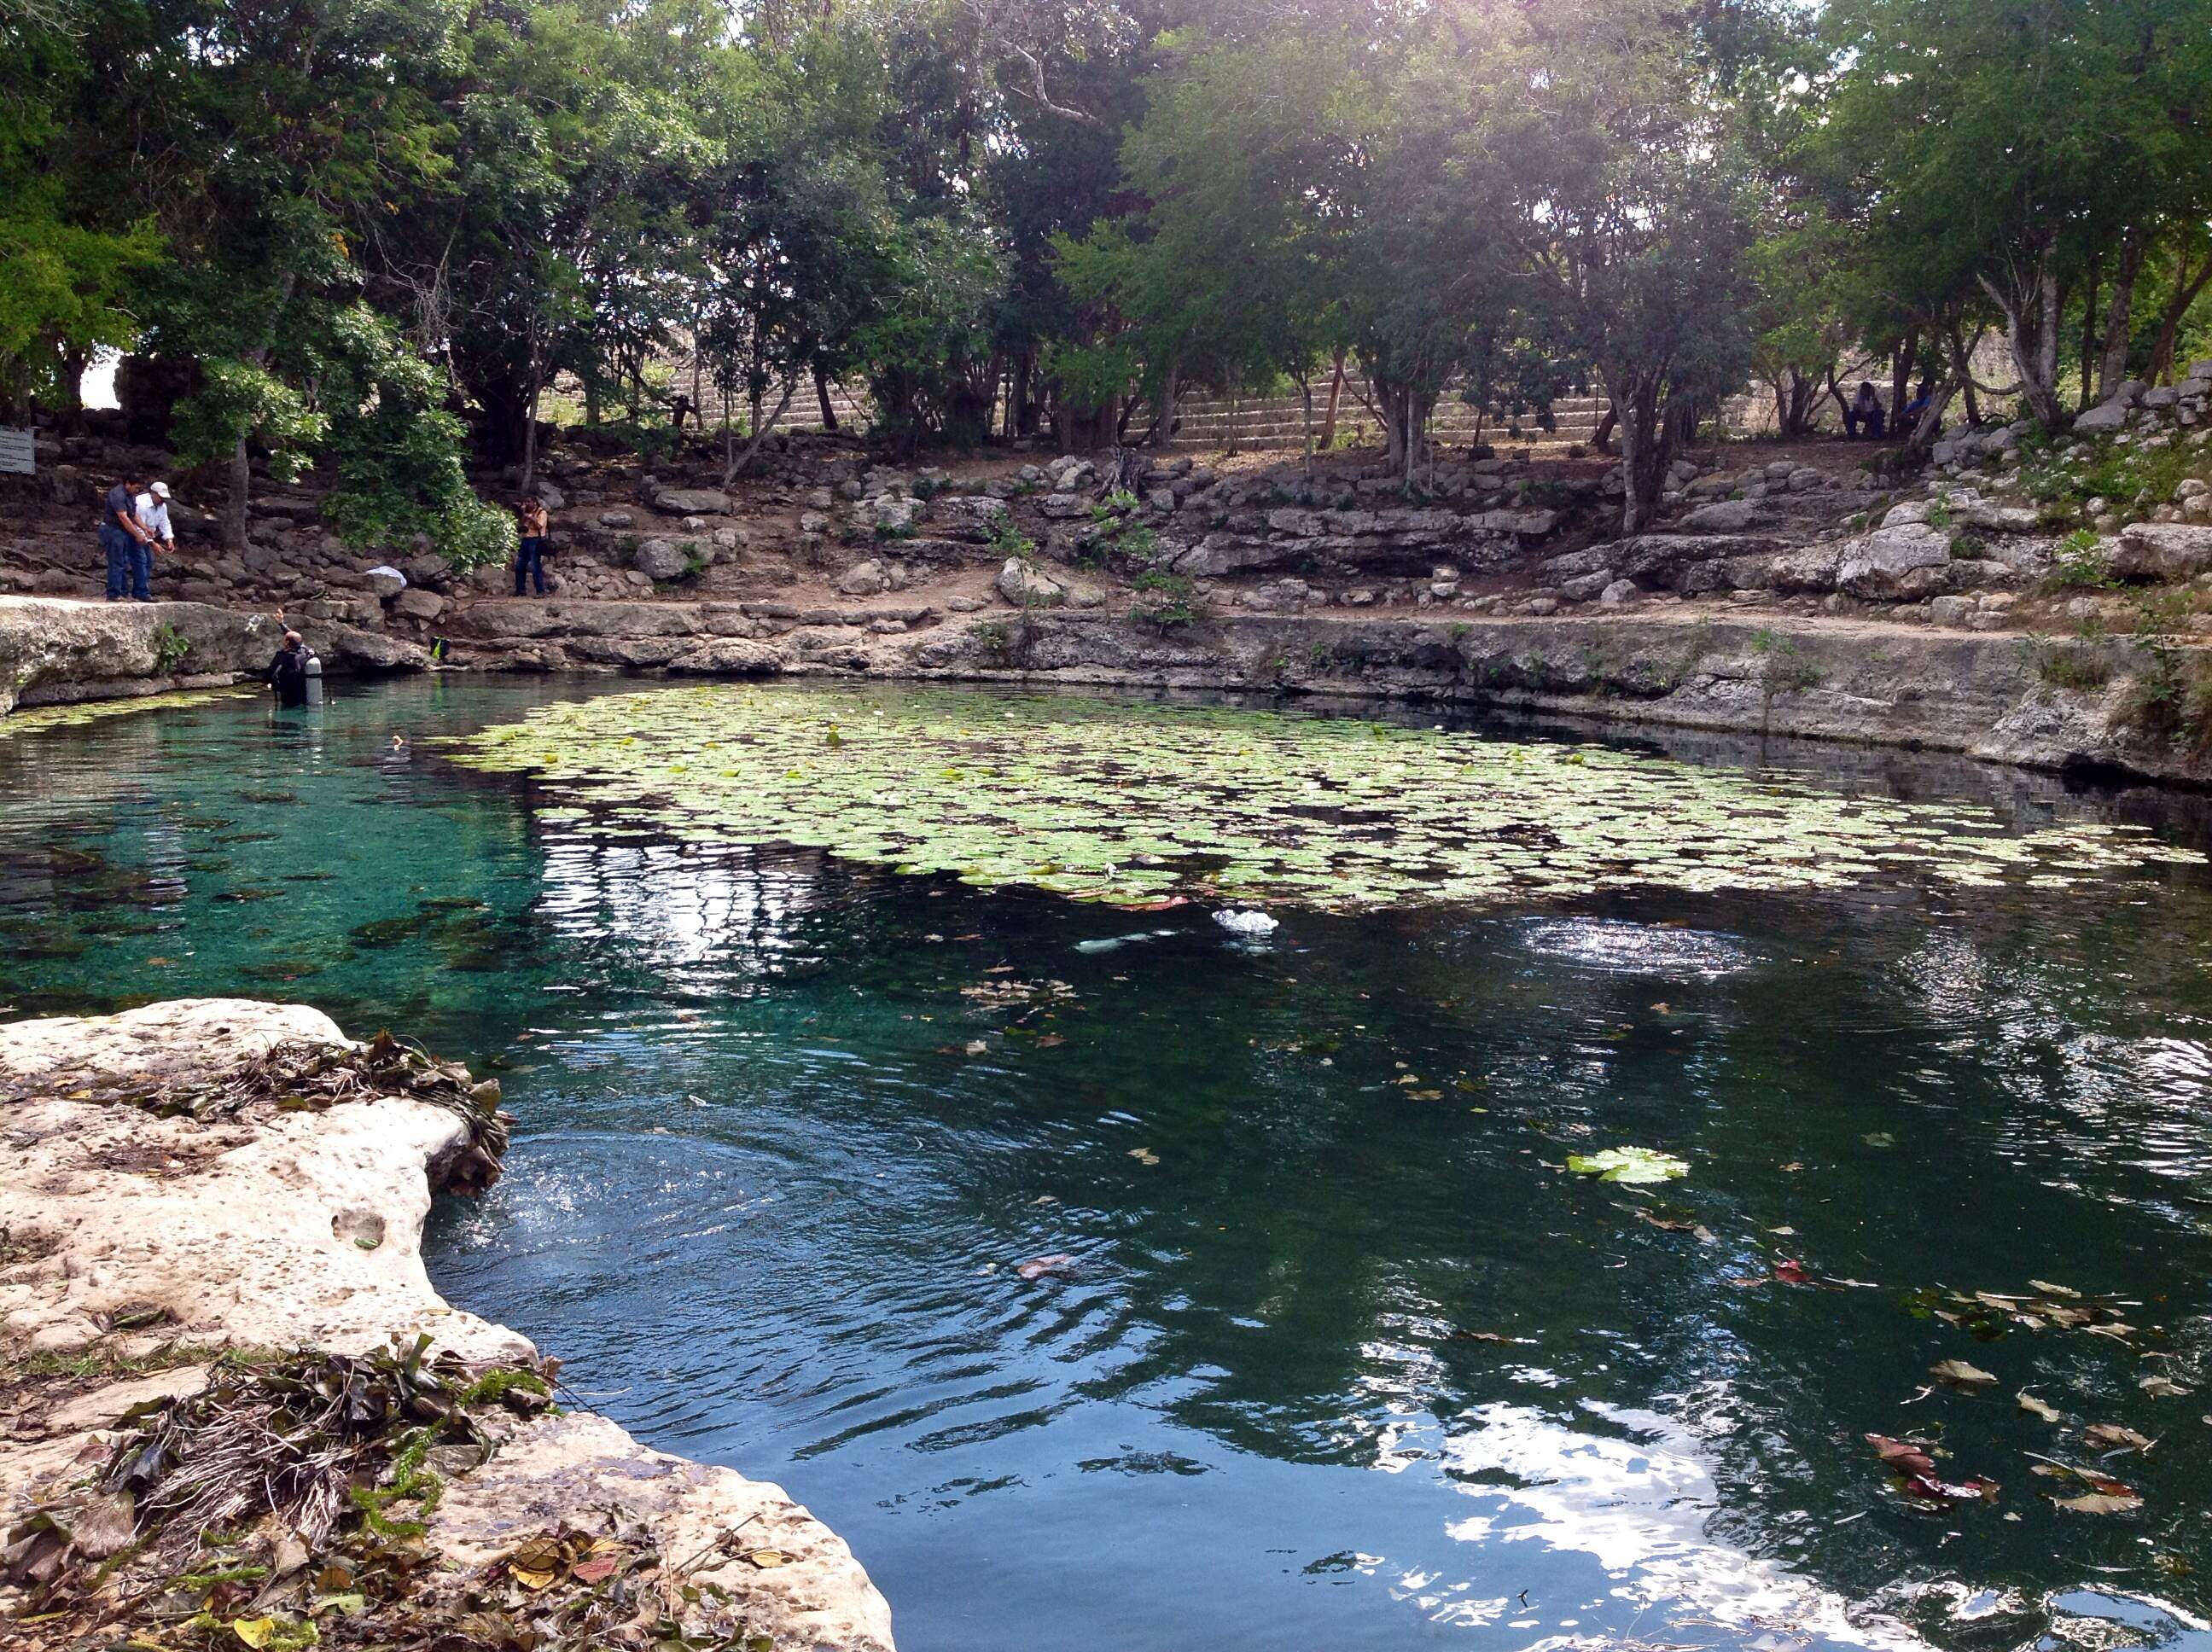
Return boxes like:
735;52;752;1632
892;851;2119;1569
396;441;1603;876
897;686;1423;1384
1445;0;1759;529
0;0;157;422
1814;0;2212;428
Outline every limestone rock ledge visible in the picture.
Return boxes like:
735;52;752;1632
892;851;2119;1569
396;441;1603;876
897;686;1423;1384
0;594;426;713
0;998;894;1651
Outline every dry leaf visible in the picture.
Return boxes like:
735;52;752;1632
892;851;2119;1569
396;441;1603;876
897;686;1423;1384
2084;1423;2153;1451
2054;1492;2143;1515
1931;1359;1999;1388
742;1550;790;1568
2017;1393;2063;1423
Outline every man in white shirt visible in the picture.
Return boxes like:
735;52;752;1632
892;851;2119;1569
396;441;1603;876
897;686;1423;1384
134;480;176;554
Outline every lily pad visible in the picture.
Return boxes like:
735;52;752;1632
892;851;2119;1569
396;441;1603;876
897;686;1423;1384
443;687;2203;912
1566;1146;1690;1184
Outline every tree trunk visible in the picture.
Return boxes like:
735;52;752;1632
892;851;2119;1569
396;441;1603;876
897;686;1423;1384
1613;373;1670;535
814;362;839;431
225;434;251;553
722;380;798;486
2079;253;2102;410
1300;376;1315;486
1592;402;1617;455
519;353;543;497
1151;352;1180;451
1909;377;1960;451
1947;323;1981;426
1980;243;2064;428
2149;247;2212;384
55;346;87;436
1890;330;1917;424
1317;350;1348;449
1947;325;1987;427
2098;228;2145;403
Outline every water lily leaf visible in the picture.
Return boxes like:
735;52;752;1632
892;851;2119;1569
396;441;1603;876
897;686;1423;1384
1931;1359;1999;1388
1566;1146;1689;1184
443;686;2203;913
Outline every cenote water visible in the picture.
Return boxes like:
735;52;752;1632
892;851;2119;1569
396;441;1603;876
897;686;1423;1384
11;676;2212;1652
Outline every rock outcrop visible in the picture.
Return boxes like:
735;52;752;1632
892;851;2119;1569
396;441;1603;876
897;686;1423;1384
0;595;426;714
0;999;894;1651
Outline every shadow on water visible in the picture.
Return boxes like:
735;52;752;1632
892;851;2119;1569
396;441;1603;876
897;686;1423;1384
5;675;2212;1652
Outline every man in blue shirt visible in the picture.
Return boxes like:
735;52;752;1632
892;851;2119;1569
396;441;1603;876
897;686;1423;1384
101;475;155;602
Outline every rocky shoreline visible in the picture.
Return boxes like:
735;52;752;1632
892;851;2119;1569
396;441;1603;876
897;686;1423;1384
0;999;894;1651
4;585;2208;785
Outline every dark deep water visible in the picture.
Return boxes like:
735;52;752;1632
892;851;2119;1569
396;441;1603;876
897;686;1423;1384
7;675;2212;1652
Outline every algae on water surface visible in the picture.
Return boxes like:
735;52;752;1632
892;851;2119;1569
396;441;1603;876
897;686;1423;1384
445;686;2202;909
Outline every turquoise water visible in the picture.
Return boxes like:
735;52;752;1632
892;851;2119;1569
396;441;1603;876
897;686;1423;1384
7;678;2212;1652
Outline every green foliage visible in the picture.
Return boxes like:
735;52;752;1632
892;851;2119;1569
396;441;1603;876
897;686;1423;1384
172;360;326;485
2020;633;2116;692
2051;530;2116;590
152;625;192;673
318;308;514;568
1128;568;1203;630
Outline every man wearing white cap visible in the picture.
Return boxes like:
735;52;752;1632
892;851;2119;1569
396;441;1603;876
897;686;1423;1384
131;480;175;603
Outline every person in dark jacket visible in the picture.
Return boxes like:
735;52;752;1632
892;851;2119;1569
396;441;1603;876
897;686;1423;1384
267;631;311;707
101;475;154;601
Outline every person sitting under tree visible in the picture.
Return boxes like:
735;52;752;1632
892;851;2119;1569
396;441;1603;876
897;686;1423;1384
1843;381;1888;440
1898;380;1936;438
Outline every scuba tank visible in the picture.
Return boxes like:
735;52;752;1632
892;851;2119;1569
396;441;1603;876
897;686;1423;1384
305;651;324;705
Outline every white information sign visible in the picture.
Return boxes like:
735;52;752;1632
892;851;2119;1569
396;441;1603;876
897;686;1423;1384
0;428;32;476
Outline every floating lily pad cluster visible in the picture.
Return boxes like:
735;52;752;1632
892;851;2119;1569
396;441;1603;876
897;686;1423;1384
445;686;2203;910
0;686;252;740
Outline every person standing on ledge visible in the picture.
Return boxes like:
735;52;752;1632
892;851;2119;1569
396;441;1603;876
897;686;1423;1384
267;630;311;708
101;474;155;602
514;492;550;596
134;481;177;591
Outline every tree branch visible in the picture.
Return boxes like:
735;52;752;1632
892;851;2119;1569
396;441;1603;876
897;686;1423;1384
1006;44;1109;130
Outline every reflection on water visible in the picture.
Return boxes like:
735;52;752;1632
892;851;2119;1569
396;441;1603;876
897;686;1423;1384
5;677;2212;1652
